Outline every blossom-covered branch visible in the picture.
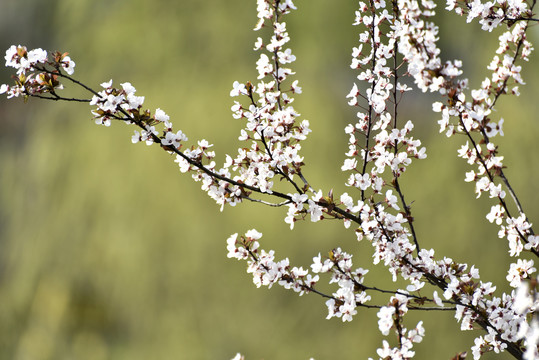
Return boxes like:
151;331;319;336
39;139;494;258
2;0;538;359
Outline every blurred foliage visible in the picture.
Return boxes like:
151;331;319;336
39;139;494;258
0;1;538;359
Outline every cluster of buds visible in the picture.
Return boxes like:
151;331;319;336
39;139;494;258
447;0;533;31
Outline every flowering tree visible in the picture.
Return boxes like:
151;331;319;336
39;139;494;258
2;0;538;359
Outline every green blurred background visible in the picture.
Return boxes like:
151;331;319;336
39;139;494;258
0;1;537;359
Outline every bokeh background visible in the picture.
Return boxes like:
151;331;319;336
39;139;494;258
0;1;538;359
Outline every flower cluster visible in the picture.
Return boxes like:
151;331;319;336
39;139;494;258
227;230;320;295
226;0;310;198
513;278;539;360
227;230;372;322
1;45;75;99
446;0;532;31
429;8;536;257
392;2;538;356
420;5;537;355
88;80;206;170
345;1;428;187
90;80;145;126
317;248;371;322
374;294;425;360
84;77;241;211
174;0;313;211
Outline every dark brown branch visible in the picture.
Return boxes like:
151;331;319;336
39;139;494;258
30;93;91;102
391;0;420;254
458;114;538;258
